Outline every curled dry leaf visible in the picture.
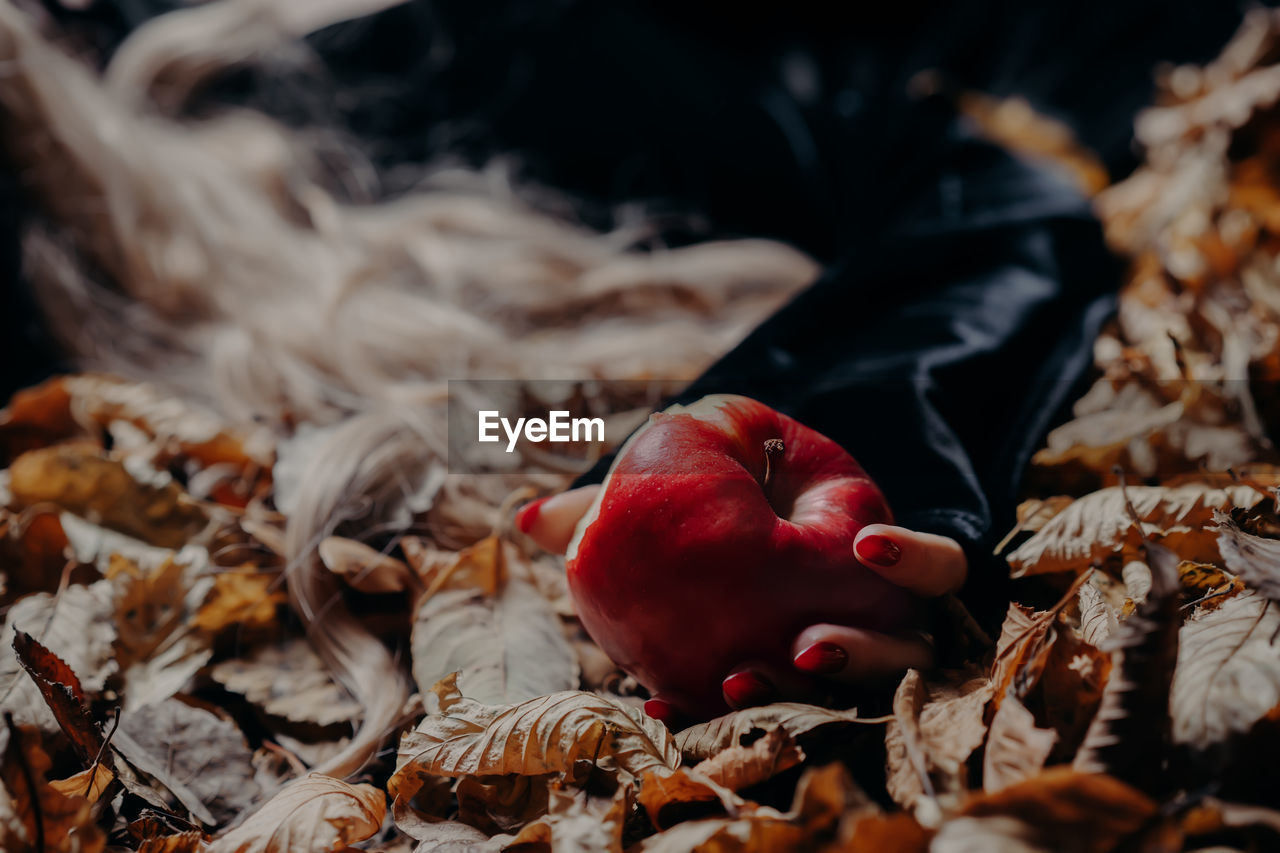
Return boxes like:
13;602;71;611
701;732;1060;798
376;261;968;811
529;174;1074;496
1077;580;1117;648
47;766;115;804
0;722;106;853
691;727;803;792
503;784;629;853
210;638;362;728
390;674;677;833
1171;590;1280;748
675;703;877;764
1074;542;1181;784
11;631;103;765
318;537;414;594
0;580;116;735
1006;484;1265;577
637;729;802;831
8;446;208;549
205;774;384;853
982;695;1057;793
1215;513;1280;600
885;669;994;815
957;768;1157;853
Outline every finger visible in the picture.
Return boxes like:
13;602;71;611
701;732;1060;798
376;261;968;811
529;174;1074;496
722;661;819;710
515;486;601;555
791;623;934;683
853;524;967;597
643;691;693;729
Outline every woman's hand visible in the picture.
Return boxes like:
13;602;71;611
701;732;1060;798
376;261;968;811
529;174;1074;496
517;486;967;722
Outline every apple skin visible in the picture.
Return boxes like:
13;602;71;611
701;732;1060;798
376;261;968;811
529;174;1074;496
565;394;918;720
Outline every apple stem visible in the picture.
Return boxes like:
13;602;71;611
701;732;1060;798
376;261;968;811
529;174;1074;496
762;438;785;490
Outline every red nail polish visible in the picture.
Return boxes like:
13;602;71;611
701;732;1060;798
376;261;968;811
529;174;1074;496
856;533;902;567
644;698;675;725
515;496;548;534
722;671;775;709
794;642;848;674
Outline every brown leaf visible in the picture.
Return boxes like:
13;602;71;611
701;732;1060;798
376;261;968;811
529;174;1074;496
47;766;114;803
841;812;933;852
9;445;208;549
410;567;577;705
455;773;553;835
982;695;1056;793
115;697;260;826
1171;590;1280;748
205;774;384;853
1006;484;1265;576
0;376;82;466
319;537;415;594
106;553;214;710
12;631;103;764
390;674;677;830
675;703;877;763
957;768;1157;853
637;768;743;831
1074;542;1181;784
504;784;628;853
885;669;994;812
0;581;116;735
1216;513;1280;600
787;762;876;840
210;638;362;728
0;720;106;853
691;727;803;792
630;814;806;852
0;510;83;605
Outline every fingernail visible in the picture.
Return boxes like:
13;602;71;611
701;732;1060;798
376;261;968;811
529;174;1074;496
856;533;902;567
515;496;548;534
794;642;848;674
644;698;675;725
722;671;775;709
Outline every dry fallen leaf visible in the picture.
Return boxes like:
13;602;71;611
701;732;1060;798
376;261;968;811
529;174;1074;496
117;697;261;826
0;580;116;735
0;721;106;853
956;768;1157;853
204;774;383;853
319;537;415;594
210;638;362;729
193;570;285;633
8;445;208;549
982;694;1057;794
1171;590;1280;748
1006;484;1265;576
410;577;577;705
885;669;994;814
675;703;878;763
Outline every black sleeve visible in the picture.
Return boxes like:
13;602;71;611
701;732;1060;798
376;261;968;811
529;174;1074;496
576;113;1119;624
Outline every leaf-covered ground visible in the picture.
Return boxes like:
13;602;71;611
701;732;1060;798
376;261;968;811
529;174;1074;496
8;10;1280;853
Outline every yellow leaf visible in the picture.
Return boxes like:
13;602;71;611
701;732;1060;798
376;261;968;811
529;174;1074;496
9;445;207;549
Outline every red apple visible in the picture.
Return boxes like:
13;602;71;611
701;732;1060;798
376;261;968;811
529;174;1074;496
565;394;917;720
